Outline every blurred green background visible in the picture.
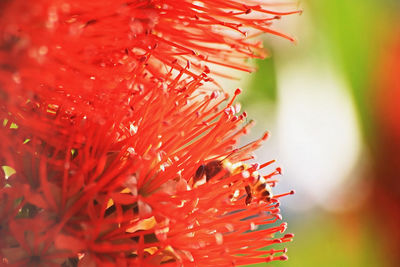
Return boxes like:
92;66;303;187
236;0;400;266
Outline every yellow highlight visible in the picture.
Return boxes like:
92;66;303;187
144;247;158;255
106;199;114;209
2;166;16;179
121;187;131;194
126;216;157;233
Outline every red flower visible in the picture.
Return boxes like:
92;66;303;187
0;0;297;266
0;0;300;98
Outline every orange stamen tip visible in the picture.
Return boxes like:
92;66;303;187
280;255;288;261
234;88;242;95
284;233;295;239
231;116;239;122
210;91;219;99
262;132;269;141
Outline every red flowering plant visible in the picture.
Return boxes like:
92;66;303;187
0;0;299;266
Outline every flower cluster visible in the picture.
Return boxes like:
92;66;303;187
0;0;298;266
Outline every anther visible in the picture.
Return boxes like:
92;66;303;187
210;91;219;99
273;190;295;199
283;233;294;239
280;255;288;261
262;131;269;141
280;222;288;233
